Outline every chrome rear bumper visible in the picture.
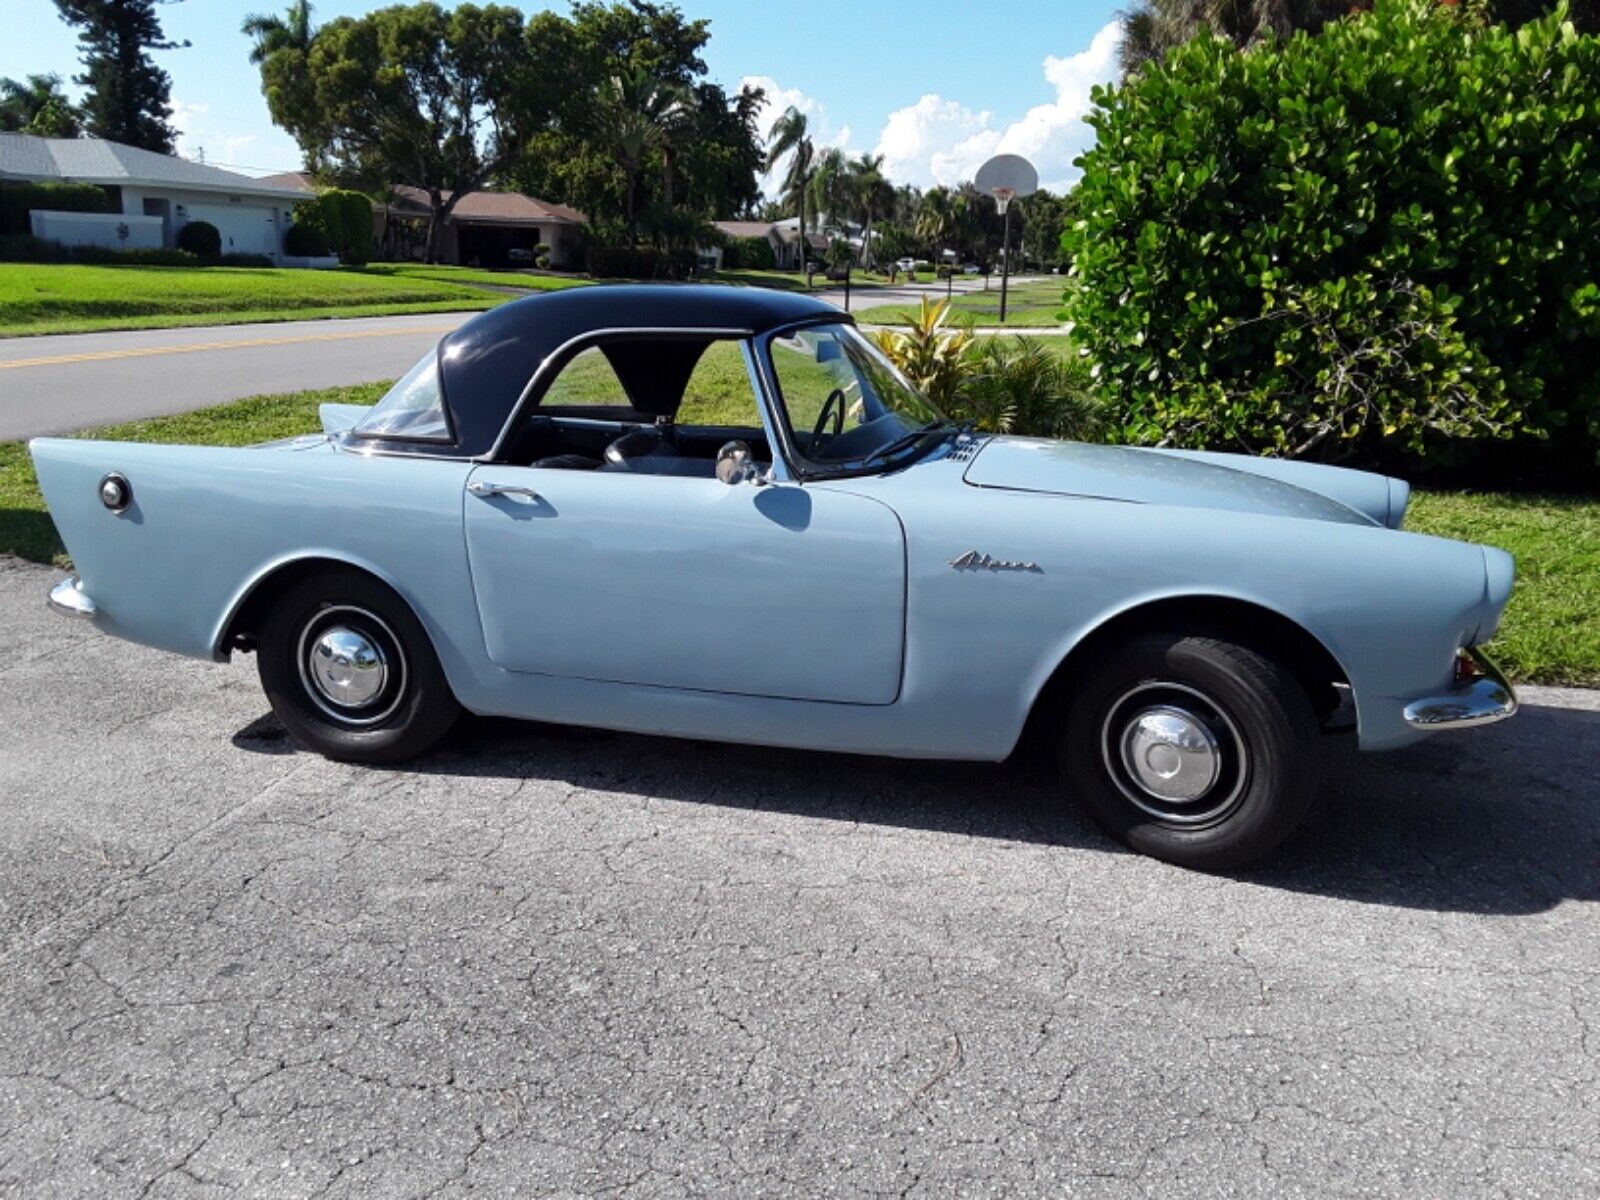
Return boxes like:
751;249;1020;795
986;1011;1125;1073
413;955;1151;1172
48;576;97;620
1402;647;1517;730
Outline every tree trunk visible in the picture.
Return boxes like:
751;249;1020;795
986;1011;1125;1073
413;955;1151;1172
625;167;638;244
796;191;806;271
662;147;675;211
424;189;446;264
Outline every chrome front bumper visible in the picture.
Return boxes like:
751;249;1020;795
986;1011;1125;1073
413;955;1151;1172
1402;647;1517;730
48;576;97;619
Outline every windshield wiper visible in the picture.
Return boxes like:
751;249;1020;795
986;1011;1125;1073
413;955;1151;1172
862;419;968;466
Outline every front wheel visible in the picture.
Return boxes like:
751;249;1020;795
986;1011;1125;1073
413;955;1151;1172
1059;633;1319;870
257;568;460;764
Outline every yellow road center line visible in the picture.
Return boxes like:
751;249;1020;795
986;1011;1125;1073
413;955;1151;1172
0;323;460;371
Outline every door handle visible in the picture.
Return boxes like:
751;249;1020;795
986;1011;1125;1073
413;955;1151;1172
468;480;542;501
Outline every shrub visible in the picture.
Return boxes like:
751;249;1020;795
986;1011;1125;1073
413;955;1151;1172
0;181;108;235
587;245;670;278
283;222;330;257
1063;0;1600;480
952;337;1103;441
723;235;775;271
871;299;975;411
175;220;221;257
0;237;200;266
293;188;373;264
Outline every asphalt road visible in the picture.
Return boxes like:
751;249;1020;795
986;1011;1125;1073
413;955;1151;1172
0;556;1595;1197
0;277;1036;442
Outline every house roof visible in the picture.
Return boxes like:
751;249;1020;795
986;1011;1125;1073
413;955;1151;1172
713;220;774;240
256;170;315;193
0;134;309;200
389;185;584;226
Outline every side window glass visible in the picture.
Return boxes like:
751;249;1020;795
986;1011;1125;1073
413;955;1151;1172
678;341;763;428
540;346;631;407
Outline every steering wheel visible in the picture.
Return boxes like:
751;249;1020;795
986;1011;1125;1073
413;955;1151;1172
811;387;847;447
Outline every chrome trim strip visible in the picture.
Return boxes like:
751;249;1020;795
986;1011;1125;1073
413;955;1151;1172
1402;647;1518;730
483;325;756;462
48;576;97;620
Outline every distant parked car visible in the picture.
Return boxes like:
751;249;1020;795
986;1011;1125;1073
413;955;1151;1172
895;257;917;274
506;247;535;267
33;285;1518;871
962;262;981;274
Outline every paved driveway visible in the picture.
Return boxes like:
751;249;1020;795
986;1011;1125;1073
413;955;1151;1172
0;556;1594;1196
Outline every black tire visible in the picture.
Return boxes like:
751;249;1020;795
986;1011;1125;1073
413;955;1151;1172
257;568;460;764
1058;633;1318;870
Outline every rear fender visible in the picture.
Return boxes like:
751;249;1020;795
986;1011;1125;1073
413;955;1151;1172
28;437;473;661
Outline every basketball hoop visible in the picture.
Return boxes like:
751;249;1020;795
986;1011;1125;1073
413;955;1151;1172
973;154;1040;324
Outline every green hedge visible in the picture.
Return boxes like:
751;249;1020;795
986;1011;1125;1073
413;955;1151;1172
283;222;330;257
722;235;775;271
0;182;109;236
587;244;694;279
1063;0;1600;484
176;221;221;257
292;188;373;264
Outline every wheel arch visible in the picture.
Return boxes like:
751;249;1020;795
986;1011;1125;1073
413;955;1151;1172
211;551;417;661
1021;594;1354;750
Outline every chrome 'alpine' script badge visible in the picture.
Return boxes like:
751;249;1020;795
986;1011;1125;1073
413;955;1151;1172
950;550;1041;573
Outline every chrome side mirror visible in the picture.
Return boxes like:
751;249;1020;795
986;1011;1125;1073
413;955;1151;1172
716;440;768;486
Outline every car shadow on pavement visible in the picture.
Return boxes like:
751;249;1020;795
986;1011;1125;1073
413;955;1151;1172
233;698;1598;917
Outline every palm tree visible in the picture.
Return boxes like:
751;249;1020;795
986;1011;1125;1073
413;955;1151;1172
598;67;690;243
808;146;853;235
0;73;81;137
850;153;894;269
915;186;957;264
1117;0;1350;75
241;0;315;65
765;106;814;270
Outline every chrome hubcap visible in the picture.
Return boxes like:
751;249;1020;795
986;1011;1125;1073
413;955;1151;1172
295;606;407;727
307;625;387;709
1119;705;1220;802
1101;682;1248;826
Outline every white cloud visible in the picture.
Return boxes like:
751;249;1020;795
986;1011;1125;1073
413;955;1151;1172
873;20;1121;192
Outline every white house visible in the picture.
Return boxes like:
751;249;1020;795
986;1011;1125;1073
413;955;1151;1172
0;133;307;260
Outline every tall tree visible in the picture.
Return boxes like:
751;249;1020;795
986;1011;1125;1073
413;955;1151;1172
807;146;852;232
270;3;534;262
597;66;689;242
850;153;893;268
766;106;814;267
54;0;186;153
0;74;82;138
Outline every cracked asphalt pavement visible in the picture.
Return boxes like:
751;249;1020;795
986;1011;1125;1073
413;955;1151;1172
0;556;1595;1197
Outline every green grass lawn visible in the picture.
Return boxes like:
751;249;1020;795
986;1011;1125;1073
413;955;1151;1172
353;263;590;291
2;384;1594;686
707;268;894;293
0;263;513;336
857;279;1066;327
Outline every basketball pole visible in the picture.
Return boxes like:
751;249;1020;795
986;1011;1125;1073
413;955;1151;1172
999;201;1012;324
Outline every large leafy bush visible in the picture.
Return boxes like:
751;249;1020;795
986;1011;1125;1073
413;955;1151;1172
0;181;109;235
1063;0;1600;479
292;189;373;264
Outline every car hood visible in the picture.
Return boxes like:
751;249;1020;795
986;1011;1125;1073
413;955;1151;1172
961;437;1375;526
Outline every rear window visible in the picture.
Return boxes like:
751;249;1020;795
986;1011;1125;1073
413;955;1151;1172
353;349;451;442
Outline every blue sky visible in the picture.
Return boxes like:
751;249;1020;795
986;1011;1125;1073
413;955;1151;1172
1;1;1124;191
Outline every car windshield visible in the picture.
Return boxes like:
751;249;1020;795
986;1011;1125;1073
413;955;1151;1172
352;349;451;442
765;322;945;469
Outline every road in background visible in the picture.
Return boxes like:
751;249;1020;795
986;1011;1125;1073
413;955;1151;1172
0;276;1028;441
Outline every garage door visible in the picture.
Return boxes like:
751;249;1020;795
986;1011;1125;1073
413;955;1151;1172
184;204;280;258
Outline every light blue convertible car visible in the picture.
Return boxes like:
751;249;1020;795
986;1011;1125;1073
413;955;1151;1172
31;286;1517;869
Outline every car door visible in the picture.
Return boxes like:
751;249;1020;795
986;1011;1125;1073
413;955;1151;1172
460;340;907;705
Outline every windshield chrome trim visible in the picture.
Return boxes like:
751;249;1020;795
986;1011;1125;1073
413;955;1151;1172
482;325;755;463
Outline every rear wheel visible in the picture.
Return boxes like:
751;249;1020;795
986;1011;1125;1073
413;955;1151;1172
257;569;460;764
1059;633;1318;870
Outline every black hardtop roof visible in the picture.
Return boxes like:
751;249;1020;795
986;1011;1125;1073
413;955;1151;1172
436;284;842;455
